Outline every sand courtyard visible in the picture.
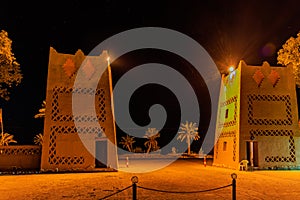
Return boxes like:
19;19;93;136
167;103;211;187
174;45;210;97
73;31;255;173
0;158;300;200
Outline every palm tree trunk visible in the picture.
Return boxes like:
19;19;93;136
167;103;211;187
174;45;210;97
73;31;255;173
127;145;131;152
187;135;191;155
147;145;151;153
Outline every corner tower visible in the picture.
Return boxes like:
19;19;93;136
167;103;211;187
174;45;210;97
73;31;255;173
214;60;300;169
41;47;118;171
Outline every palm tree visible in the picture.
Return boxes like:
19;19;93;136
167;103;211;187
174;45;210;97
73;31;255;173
34;133;43;146
34;100;46;119
177;121;200;155
119;135;135;152
144;128;160;153
0;132;17;146
34;101;45;146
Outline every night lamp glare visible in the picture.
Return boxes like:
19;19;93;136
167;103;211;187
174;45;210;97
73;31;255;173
229;66;234;73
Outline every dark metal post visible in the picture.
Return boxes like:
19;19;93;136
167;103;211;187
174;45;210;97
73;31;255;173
131;176;138;200
132;183;137;200
231;173;237;200
232;178;236;200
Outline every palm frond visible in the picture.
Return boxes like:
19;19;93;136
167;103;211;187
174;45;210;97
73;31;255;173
144;128;160;153
177;121;200;142
119;135;135;152
0;132;17;146
34;133;43;145
34;100;46;118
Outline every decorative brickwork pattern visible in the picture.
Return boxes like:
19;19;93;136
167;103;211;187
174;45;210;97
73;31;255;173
0;147;41;156
48;86;107;166
219;131;236;138
82;59;95;79
51;86;106;123
48;127;85;165
218;96;237;128
252;69;264;87
268;69;280;87
62;58;76;77
0;146;42;170
215;140;219;159
233;136;237;162
250;129;293;137
247;94;292;125
250;129;296;163
217;131;237;161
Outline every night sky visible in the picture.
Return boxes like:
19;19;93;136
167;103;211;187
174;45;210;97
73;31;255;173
1;0;300;146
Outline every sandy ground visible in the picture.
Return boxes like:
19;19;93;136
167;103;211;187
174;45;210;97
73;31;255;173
0;158;300;200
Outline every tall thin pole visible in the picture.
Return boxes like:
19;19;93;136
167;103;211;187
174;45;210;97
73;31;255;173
0;108;3;134
250;141;254;169
107;53;119;170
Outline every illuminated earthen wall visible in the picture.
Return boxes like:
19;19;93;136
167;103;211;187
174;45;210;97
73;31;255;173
0;145;41;170
214;60;300;169
240;61;299;169
213;65;241;169
41;47;118;171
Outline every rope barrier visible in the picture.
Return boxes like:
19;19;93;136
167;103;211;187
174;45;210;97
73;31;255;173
99;185;132;200
98;174;237;200
137;184;232;194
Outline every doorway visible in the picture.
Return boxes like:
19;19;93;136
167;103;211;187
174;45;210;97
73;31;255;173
246;141;258;167
95;139;107;168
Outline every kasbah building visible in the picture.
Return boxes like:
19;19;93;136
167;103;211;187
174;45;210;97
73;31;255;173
40;47;300;172
213;60;300;170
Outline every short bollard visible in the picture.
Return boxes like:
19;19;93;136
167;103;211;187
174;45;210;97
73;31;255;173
231;173;237;200
131;176;138;200
126;156;129;167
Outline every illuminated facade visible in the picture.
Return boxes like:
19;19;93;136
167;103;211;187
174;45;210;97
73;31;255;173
213;60;300;169
41;47;118;171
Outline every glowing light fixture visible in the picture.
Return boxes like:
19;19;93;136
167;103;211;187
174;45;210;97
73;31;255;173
228;65;236;80
106;56;110;66
229;66;235;73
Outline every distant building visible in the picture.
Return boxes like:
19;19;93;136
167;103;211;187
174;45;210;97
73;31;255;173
40;47;118;172
213;60;300;169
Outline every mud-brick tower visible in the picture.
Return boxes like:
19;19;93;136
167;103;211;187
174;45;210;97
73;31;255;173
41;47;118;171
213;60;300;169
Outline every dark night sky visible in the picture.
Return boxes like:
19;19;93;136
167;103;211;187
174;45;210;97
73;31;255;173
1;0;300;145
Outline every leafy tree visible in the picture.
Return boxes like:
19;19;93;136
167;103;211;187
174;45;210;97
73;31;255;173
0;132;17;146
277;31;300;87
33;133;43;146
0;30;22;100
177;121;200;155
144;128;160;153
119;135;135;152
